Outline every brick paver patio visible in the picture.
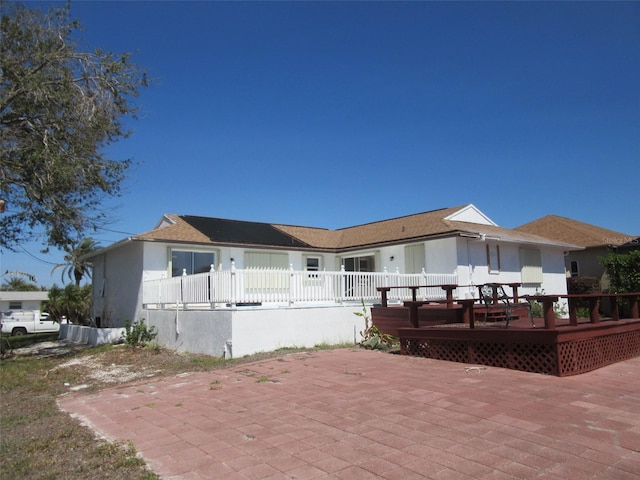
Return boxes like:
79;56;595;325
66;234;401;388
58;348;640;479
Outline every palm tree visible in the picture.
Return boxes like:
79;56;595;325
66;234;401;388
52;238;101;286
1;274;39;291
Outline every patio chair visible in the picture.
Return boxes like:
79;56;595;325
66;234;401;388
477;283;535;328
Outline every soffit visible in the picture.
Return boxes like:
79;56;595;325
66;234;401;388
450;221;581;249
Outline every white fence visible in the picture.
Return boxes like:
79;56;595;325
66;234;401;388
143;266;459;309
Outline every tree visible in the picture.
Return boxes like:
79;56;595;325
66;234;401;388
600;250;640;294
0;2;148;251
51;237;101;286
47;283;92;325
1;274;39;291
600;250;640;317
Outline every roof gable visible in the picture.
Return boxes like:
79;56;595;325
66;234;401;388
445;204;496;226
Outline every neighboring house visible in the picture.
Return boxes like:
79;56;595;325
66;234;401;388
613;237;640;254
515;215;636;289
86;204;580;328
0;291;49;312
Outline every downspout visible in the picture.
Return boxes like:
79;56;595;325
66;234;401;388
466;238;474;298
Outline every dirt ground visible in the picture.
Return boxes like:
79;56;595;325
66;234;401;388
1;338;315;480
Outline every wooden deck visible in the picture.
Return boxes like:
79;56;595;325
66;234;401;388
372;288;640;376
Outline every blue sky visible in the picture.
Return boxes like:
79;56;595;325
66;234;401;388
3;0;639;288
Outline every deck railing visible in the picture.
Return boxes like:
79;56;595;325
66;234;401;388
142;265;458;309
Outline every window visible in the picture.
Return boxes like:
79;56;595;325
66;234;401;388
570;261;579;277
171;250;215;277
344;255;375;272
486;244;501;274
304;255;322;280
9;301;22;310
404;244;425;274
305;256;321;272
520;248;543;284
245;252;289;269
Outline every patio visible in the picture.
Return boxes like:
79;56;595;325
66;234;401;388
58;348;640;479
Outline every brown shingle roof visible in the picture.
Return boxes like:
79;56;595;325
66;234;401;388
515;215;631;248
130;207;578;252
134;215;212;244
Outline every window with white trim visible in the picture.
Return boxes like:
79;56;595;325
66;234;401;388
570;261;579;277
404;244;425;274
486;244;501;274
344;255;375;272
244;252;289;269
305;256;321;272
171;250;216;277
520;248;543;284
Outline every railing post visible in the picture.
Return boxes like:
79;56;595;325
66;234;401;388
441;285;456;309
568;296;578;326
410;286;418;302
629;295;639;319
209;264;215;309
230;261;237;307
459;299;475;328
289;264;294;306
377;287;390;308
180;268;187;309
339;265;346;304
588;296;600;324
508;283;521;302
610;294;619;321
542;296;558;329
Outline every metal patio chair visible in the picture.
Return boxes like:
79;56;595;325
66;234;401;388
477;283;535;328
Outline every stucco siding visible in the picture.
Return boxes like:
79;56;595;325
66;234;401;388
145;309;233;357
143;306;364;358
92;241;145;327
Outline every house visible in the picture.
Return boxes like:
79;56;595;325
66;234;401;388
86;204;579;331
515;215;635;290
0;291;49;312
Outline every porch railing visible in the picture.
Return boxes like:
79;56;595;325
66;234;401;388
142;265;458;309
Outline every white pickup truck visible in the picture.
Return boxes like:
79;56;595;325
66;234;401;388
0;310;60;336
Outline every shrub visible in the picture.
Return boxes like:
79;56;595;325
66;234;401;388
528;289;567;319
122;320;157;347
354;300;396;350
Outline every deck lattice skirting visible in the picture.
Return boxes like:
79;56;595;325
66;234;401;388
399;321;640;376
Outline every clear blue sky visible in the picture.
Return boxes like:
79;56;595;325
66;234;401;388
3;0;639;288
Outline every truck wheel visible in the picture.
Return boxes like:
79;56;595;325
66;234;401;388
12;327;27;336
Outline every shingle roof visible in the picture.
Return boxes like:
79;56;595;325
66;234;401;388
515;215;631;248
130;206;578;252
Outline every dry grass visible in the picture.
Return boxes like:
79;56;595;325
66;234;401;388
0;334;324;479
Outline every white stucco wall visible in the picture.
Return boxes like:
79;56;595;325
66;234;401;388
231;305;364;357
144;305;365;358
145;309;233;357
454;237;569;304
92;241;145;327
425;238;458;274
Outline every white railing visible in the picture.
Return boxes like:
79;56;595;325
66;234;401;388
143;266;458;309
